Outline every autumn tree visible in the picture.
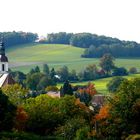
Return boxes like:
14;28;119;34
15;106;28;131
75;83;96;105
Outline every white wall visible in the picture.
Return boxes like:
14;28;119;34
0;62;8;73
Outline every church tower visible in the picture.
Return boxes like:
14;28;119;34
0;40;8;73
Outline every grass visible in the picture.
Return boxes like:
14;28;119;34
7;43;140;94
7;43;140;73
57;74;140;94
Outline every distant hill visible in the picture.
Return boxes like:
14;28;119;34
3;31;140;58
7;43;140;73
43;32;140;58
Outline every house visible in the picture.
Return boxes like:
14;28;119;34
92;94;106;106
47;91;60;98
0;40;15;87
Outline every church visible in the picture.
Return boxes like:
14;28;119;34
0;40;15;87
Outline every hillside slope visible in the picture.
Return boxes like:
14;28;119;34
7;43;140;73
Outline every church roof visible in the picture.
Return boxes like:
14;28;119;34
0;40;8;62
0;55;8;62
0;73;15;87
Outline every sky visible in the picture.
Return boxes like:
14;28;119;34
0;0;140;42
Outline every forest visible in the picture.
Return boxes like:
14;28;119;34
0;31;38;47
42;32;140;58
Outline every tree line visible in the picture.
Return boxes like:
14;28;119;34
40;32;140;58
0;31;38;47
10;54;138;95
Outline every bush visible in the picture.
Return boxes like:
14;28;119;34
129;67;137;74
112;67;128;76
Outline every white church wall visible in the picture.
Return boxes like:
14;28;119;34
0;62;8;73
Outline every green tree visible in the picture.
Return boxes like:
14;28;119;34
11;71;26;85
103;78;140;139
37;76;56;91
68;69;78;81
60;80;73;96
24;95;84;135
43;64;49;75
34;66;40;73
57;66;69;82
107;77;127;93
99;53;115;75
50;68;56;79
2;84;28;105
29;68;36;75
56;117;87;140
0;89;16;131
26;73;44;90
24;95;63;135
112;67;128;76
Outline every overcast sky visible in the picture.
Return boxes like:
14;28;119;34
0;0;140;42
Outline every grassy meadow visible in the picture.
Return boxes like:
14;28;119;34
6;43;140;94
58;74;140;94
7;43;140;73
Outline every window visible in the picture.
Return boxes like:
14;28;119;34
2;64;5;71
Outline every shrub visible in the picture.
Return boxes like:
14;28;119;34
129;67;137;74
112;67;128;76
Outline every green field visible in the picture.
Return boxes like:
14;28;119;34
7;43;140;73
58;74;140;94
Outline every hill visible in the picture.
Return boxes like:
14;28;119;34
7;43;140;73
46;32;140;58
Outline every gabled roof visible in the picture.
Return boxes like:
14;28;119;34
47;91;60;98
0;73;15;87
92;95;106;106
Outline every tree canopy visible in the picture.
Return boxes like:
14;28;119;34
0;31;38;47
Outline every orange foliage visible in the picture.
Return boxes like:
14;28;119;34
95;105;110;120
75;98;90;112
15;106;28;131
79;83;97;96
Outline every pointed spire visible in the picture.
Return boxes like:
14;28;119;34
0;37;5;55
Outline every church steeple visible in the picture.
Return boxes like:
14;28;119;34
0;39;8;73
0;40;5;55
